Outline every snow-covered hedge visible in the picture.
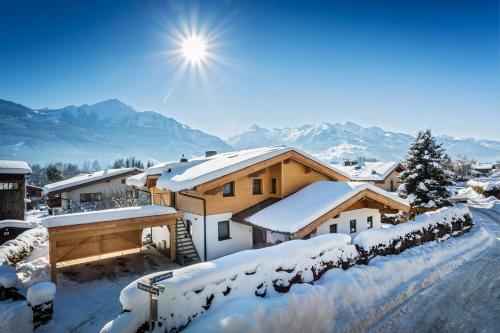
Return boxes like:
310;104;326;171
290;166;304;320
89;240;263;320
101;234;358;333
467;179;500;198
353;204;472;260
0;226;48;266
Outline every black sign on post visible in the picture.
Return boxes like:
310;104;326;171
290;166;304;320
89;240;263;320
150;271;173;284
138;282;160;296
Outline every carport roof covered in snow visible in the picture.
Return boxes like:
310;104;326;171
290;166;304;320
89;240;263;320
42;205;183;283
246;181;410;238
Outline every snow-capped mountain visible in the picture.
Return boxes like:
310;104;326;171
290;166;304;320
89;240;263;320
0;99;231;164
227;123;500;163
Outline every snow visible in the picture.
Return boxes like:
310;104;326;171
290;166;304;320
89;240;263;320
101;233;357;333
43;167;140;194
155;146;345;192
467;178;500;192
0;226;48;265
26;282;56;306
182;221;493;333
0;219;39;229
42;205;177;228
247;181;409;233
0;264;19;288
353;205;470;251
330;161;401;181
0;160;32;174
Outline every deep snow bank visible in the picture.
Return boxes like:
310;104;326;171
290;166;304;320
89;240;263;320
185;226;493;333
0;226;48;265
101;234;357;333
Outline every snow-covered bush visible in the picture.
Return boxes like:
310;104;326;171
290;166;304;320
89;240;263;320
61;189;149;214
398;129;453;210
353;205;472;260
467;179;500;198
101;234;358;333
0;227;48;266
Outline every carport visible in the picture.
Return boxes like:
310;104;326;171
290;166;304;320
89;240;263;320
42;205;183;283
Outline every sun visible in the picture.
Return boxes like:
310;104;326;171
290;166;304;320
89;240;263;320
181;35;207;63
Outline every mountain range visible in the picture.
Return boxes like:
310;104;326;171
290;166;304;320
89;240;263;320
1;98;499;165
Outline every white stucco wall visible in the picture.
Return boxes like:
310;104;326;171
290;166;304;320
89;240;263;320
60;177;133;209
184;212;253;261
316;208;381;237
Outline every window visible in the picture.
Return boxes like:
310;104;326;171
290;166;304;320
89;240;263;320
329;224;337;233
271;178;277;194
186;219;192;236
222;181;235;197
350;219;357;233
252;179;262;195
218;221;230;241
367;216;373;229
121;179;126;184
0;182;19;190
80;192;103;202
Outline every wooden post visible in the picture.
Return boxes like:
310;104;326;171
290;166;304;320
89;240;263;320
170;221;176;262
48;233;57;284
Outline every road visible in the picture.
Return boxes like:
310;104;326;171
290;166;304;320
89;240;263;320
369;205;500;333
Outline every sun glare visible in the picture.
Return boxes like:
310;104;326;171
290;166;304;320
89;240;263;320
181;35;207;63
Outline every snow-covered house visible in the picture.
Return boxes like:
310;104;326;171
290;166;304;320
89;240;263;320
0;160;32;220
43;168;142;211
471;163;497;176
330;161;405;192
127;146;409;262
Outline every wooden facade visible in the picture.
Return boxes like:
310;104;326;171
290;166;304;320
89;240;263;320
47;212;183;283
0;173;27;220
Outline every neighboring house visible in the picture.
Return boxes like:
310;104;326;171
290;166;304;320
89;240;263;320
127;146;409;262
26;184;43;210
0;160;32;220
43;168;142;211
330;161;405;192
471;163;497;176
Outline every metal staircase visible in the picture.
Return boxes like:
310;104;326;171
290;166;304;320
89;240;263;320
174;219;201;266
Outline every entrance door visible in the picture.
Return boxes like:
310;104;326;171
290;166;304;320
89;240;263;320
252;227;267;246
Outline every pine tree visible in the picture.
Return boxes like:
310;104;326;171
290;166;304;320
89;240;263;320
398;129;453;210
46;164;63;183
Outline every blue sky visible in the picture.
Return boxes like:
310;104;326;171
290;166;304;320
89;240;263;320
0;0;498;140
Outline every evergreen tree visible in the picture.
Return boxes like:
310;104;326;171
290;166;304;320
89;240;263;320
398;129;453;210
46;164;63;183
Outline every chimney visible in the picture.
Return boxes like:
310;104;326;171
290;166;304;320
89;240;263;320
205;150;217;157
180;154;188;163
371;170;377;175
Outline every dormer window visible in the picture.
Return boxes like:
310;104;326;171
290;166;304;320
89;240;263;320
222;181;235;197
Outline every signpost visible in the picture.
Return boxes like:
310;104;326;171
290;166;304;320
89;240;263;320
137;271;173;333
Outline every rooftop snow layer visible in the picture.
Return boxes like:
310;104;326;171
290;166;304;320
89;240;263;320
154;146;346;192
0;160;32;175
247;181;409;233
43;168;140;194
330;161;401;181
0;220;39;229
42;205;178;228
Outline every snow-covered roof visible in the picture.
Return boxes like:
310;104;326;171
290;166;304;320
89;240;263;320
0;219;39;229
43;168;141;194
330;161;402;181
246;181;409;234
138;146;345;192
0;160;32;175
42;205;178;228
471;163;494;170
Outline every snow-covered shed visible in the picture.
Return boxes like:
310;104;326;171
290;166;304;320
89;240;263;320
41;205;182;283
234;181;410;243
43;168;142;210
330;161;405;191
0;160;32;221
